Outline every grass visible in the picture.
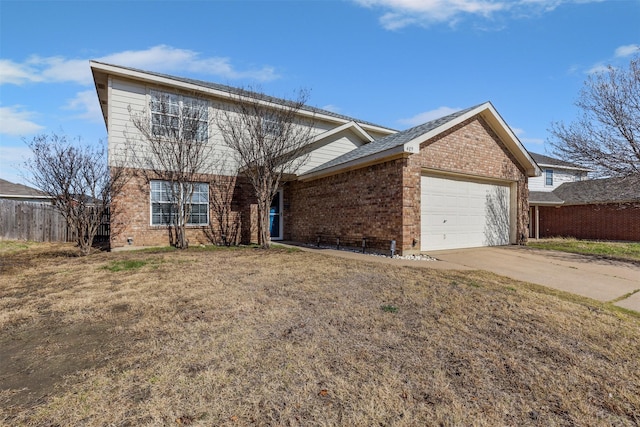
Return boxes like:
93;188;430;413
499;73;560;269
528;237;640;262
1;242;640;426
103;259;149;272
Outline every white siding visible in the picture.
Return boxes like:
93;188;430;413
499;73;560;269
529;168;588;192
107;75;386;176
297;132;364;175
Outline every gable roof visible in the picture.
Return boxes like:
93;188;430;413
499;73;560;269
90;61;396;136
301;102;540;180
0;179;47;198
530;152;591;172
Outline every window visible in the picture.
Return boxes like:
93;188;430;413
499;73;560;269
150;91;208;142
262;115;283;136
150;180;209;226
545;169;554;186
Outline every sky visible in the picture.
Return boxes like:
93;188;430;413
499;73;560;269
1;0;639;185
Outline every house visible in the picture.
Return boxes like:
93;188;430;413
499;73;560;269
91;61;540;254
528;153;640;241
528;153;591;239
532;175;640;241
0;179;53;204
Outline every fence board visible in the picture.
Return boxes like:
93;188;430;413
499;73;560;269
0;200;69;242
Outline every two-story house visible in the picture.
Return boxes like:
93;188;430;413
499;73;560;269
528;153;640;241
91;61;540;253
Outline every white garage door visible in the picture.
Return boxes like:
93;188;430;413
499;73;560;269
421;175;511;251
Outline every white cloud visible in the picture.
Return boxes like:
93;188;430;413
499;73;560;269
64;90;104;123
614;44;640;58
321;104;342;113
0;144;34;184
398;106;460;127
512;127;544;145
0;59;42;85
353;0;602;29
0;106;45;136
586;63;610;75
1;45;280;86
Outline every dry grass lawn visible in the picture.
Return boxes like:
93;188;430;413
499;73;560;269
1;242;639;426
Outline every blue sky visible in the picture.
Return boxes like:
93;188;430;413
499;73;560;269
1;0;638;185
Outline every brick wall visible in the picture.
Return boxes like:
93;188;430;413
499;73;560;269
110;169;256;248
286;159;406;253
538;203;640;241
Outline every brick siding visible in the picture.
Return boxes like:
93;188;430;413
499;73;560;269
538;203;640;241
286;159;405;253
110;169;256;248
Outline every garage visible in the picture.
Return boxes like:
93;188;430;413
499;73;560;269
421;175;512;251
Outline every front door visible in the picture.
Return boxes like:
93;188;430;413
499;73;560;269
269;190;283;240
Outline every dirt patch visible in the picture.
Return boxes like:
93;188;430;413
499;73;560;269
1;321;125;410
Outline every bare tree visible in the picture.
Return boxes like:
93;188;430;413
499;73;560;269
216;88;314;248
127;90;216;249
205;168;241;246
24;134;126;256
548;54;640;177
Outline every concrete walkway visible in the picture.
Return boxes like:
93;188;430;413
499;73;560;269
285;243;640;312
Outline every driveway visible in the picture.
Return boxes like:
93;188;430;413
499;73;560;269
428;246;640;312
285;243;640;312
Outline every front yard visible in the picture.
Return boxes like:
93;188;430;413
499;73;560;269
1;242;639;426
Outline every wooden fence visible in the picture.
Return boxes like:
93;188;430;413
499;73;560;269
0;199;70;242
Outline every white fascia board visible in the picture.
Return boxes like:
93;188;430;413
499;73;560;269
299;144;409;181
309;121;375;146
529;200;565;206
89;61;396;135
535;162;592;172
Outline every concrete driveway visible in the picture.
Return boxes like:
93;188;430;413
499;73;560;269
428;246;640;312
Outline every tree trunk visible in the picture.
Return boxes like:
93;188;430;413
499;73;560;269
257;197;271;249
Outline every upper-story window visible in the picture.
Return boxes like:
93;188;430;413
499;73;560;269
150;91;208;142
262;115;283;136
545;169;554;186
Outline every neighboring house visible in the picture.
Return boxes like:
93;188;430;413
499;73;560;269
528;153;591;239
91;61;540;254
528;153;640;241
529;152;590;192
0;179;53;204
532;175;640;241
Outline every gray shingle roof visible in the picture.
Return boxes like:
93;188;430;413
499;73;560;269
530;152;587;169
529;191;564;204
552;175;640;205
92;61;393;131
303;104;484;175
0;179;47;198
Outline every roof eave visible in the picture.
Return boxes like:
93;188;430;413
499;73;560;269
89;61;396;136
299;145;410;181
400;102;540;178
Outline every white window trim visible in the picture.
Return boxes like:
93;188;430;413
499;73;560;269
149;90;209;142
545;169;554;187
150;180;209;227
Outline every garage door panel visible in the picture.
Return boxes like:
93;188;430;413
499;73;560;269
421;175;511;251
